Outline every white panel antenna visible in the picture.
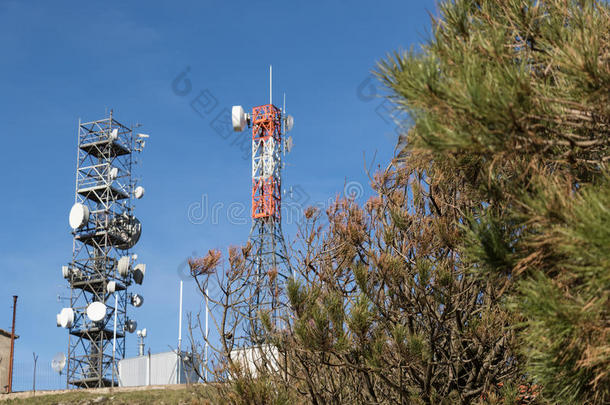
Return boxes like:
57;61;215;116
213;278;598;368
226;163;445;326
232;105;249;132
118;256;131;277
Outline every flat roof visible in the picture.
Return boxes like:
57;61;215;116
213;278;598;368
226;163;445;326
0;328;19;339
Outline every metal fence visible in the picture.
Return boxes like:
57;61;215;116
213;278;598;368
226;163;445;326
10;361;65;392
9;354;200;393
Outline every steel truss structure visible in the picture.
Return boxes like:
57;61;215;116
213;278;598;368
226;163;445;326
65;112;144;388
247;104;292;336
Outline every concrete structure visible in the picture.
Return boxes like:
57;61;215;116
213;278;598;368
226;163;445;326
118;351;198;387
0;329;18;393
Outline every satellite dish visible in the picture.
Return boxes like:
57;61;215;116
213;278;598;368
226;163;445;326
111;215;141;250
107;280;117;293
125;319;137;333
285;136;294;153
134;186;145;199
59;308;74;328
110;128;118;140
62;265;70;279
232;105;248;132
51;352;66;375
109;167;119;180
285;114;294;132
69;203;89;230
86;301;107;322
118;255;131;277
131;294;144;307
133;263;146;285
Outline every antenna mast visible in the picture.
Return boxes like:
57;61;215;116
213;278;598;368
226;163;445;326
58;112;148;388
231;67;295;340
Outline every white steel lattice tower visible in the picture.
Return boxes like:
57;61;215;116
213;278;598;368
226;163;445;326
58;111;148;388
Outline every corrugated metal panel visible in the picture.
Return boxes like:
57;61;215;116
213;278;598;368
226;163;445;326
118;351;199;387
151;352;177;385
118;356;147;387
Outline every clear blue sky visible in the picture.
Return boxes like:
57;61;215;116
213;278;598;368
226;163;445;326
0;0;435;389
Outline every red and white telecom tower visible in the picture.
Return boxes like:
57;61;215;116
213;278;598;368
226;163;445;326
232;67;294;335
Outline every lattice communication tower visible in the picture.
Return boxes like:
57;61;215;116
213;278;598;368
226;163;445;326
56;111;148;388
232;76;295;336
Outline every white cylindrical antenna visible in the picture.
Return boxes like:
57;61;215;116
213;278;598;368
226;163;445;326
205;287;209;381
269;65;272;105
178;280;183;353
112;293;118;387
283;92;286;156
178;280;183;383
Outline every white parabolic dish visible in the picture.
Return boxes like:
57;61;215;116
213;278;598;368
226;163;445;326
59;308;74;328
86;301;107;322
133;263;146;285
69;203;89;229
125;319;137;333
285;114;294;132
51;352;66;373
134;186;145;199
131;294;144;307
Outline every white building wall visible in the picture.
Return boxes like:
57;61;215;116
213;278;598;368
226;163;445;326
118;351;199;387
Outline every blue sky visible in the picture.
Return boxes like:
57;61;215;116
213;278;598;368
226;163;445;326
0;0;435;389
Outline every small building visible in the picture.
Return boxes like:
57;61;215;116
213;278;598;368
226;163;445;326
118;351;199;387
0;329;18;393
230;345;281;378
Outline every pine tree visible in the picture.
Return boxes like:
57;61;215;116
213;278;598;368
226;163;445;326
377;1;609;403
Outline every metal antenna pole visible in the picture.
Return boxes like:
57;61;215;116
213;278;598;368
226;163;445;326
7;295;17;394
32;352;38;394
282;93;286;158
112;293;118;388
205;287;209;381
178;280;183;381
178;280;183;352
269;65;273;105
